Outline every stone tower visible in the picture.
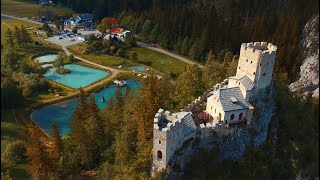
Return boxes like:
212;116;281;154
236;42;277;89
152;109;196;173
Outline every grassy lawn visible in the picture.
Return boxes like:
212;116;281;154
1;0;75;17
68;43;129;67
1;18;41;44
131;47;187;75
68;43;187;75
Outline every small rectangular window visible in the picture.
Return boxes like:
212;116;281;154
159;140;161;144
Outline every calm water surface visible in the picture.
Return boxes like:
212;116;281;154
44;64;110;88
34;54;58;63
132;66;145;71
30;80;140;134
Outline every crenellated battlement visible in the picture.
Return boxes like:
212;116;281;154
153;109;191;133
241;42;277;56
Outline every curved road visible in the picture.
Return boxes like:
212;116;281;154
136;42;204;68
2;13;204;69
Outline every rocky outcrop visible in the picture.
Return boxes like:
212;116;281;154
289;14;319;99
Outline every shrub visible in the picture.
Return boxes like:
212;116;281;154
56;68;71;74
115;48;126;58
68;54;74;62
3;140;26;164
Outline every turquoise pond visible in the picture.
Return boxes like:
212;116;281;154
132;66;145;71
34;54;58;63
44;64;110;88
30;80;141;135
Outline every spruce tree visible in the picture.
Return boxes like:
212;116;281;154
181;36;190;55
13;26;22;47
5;28;15;48
174;37;183;54
25;122;54;179
188;39;201;60
50;123;64;161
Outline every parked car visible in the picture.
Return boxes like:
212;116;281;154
56;36;63;40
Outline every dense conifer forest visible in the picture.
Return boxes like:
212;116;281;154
1;0;319;179
54;0;319;82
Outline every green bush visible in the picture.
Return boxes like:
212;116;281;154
3;140;26;164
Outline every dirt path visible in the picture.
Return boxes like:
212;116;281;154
1;21;13;28
136;42;204;68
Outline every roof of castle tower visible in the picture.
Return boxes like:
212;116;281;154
219;87;251;112
229;75;255;90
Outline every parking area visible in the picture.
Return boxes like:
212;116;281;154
44;29;99;47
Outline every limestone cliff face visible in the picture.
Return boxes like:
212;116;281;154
289;14;319;98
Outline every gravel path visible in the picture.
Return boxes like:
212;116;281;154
137;42;204;68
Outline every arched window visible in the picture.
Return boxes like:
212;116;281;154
239;66;241;69
253;72;256;75
230;114;235;120
251;61;252;64
260;63;262;66
267;63;269;65
239;113;243;120
159;140;161;144
157;151;162;160
262;73;266;76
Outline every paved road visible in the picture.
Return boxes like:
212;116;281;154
1;13;44;25
137;42;204;68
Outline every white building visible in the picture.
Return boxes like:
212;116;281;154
64;14;95;29
206;42;277;127
152;42;277;173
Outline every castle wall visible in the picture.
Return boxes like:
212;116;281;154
206;93;225;122
152;111;196;171
224;109;248;124
237;42;277;90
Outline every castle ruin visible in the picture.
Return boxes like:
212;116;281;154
152;42;277;173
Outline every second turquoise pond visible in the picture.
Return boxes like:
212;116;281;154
34;54;58;63
30;80;141;135
132;66;145;71
44;64;110;88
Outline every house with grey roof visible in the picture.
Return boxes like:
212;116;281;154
206;42;277;127
152;42;277;174
64;14;95;30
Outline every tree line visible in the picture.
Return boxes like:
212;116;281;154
1;26;49;107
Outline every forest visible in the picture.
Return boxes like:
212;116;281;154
1;0;319;179
52;0;319;83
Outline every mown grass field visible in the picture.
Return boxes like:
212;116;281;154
68;43;187;75
1;0;75;17
131;47;187;75
68;43;128;67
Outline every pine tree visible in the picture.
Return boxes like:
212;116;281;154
13;26;22;47
188;39;201;60
149;24;160;42
174;37;183;54
87;95;105;148
50;123;64;161
141;20;153;42
5;28;15;48
181;36;190;55
25;122;54;179
20;25;33;46
207;49;215;61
